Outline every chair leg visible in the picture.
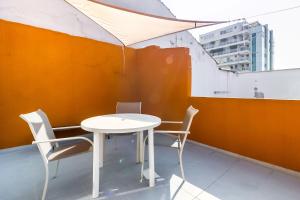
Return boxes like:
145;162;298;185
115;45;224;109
179;134;188;181
140;135;148;182
52;160;60;179
42;162;49;200
177;135;181;164
179;150;185;180
113;135;118;150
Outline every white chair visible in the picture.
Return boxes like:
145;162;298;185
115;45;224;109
141;106;199;181
20;109;93;200
113;102;143;163
116;102;142;114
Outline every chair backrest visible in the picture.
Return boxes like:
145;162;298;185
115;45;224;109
116;102;142;114
20;109;56;158
181;106;199;131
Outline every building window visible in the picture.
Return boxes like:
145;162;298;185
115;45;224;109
252;33;257;71
220;28;233;35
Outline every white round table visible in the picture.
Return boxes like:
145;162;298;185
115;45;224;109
81;114;161;198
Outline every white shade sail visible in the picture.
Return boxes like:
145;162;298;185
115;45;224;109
64;0;226;46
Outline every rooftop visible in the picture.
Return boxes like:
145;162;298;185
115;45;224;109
1;0;300;200
2;134;300;200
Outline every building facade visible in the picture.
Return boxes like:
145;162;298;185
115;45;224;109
200;21;274;72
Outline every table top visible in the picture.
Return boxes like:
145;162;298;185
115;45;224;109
81;113;161;133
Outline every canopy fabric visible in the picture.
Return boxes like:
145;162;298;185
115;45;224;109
64;0;226;46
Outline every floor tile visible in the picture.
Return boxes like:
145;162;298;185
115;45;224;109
1;134;300;200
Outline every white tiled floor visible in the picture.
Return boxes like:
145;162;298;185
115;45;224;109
1;133;300;200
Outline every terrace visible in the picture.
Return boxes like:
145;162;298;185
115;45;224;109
1;0;300;200
2;134;300;200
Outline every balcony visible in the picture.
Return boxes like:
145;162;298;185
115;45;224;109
210;47;250;57
218;60;250;67
1;1;300;200
217;55;250;64
205;39;250;50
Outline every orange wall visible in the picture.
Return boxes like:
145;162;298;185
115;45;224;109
135;45;300;172
189;97;300;172
136;46;191;121
0;19;138;148
1;19;300;173
0;19;189;149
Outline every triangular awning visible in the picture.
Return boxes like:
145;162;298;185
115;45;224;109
64;0;227;46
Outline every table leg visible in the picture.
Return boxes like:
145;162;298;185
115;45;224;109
99;134;104;168
92;133;100;198
139;131;144;163
148;129;155;187
136;131;144;163
136;132;140;163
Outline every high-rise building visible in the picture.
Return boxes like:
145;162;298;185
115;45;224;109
199;21;274;72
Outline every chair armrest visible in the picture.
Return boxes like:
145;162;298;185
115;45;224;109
32;136;93;146
161;121;183;124
154;130;190;134
52;126;81;131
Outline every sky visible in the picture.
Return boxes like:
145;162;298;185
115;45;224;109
161;0;300;70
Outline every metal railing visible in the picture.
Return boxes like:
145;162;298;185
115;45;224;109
211;47;250;56
218;57;250;64
204;37;250;49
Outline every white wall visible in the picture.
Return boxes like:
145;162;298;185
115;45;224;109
228;69;300;100
4;0;297;100
133;31;229;97
99;0;228;97
0;0;228;98
0;0;121;45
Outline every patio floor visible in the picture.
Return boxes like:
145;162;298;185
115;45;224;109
1;133;300;200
